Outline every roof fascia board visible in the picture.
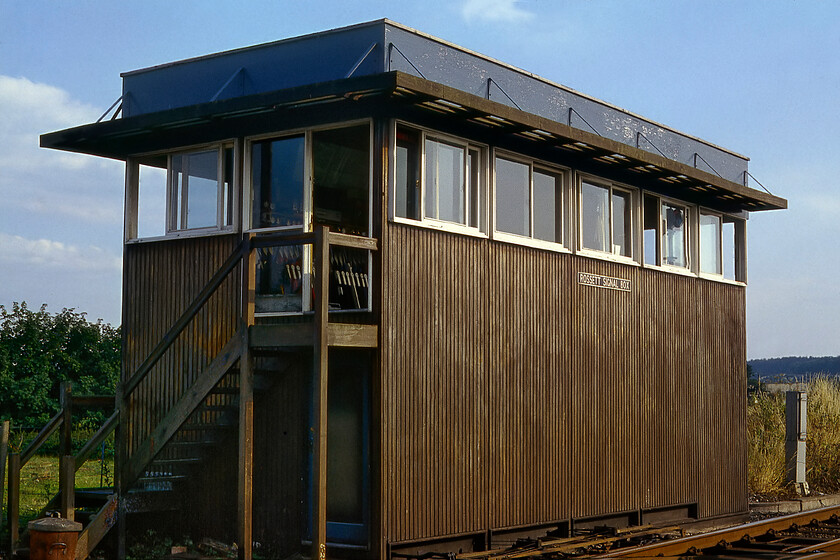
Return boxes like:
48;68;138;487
391;72;786;210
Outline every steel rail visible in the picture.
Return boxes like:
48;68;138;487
604;505;840;559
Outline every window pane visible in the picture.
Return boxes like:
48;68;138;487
581;182;609;252
643;194;659;265
255;244;303;313
252;135;305;228
395;127;420;220
662;202;686;267
137;160;167;239
723;218;737;280
172;150;218;230
533;169;561;243
223;147;234;227
612;190;632;257
468;148;482;229
700;213;722;274
313;125;370;236
495;157;529;236
425;138;465;224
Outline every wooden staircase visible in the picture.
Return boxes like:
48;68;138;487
3;227;380;560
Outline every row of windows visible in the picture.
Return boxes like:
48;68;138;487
125;120;746;287
392;123;746;283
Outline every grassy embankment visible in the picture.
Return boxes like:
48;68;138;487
749;375;840;497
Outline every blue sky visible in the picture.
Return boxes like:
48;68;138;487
1;0;838;359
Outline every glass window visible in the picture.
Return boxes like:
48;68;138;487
533;168;562;243
394;125;484;230
495;157;530;237
254;244;304;314
700;212;722;275
581;182;609;252
251;135;305;229
643;194;659;265
313;125;370;236
580;181;631;257
612;190;632;257
722;216;745;282
170;150;220;230
137;159;167;239
468;148;483;229
662;202;687;268
395;127;420;220
425;138;465;224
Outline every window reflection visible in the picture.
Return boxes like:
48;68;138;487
662;202;686;267
495;157;530;237
251;135;305;229
700;213;722;274
581;182;609;253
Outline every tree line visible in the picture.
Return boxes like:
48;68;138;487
0;302;120;427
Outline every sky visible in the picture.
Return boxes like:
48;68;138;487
0;0;838;359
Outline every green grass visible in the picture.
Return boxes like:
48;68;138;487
3;454;114;523
748;375;840;497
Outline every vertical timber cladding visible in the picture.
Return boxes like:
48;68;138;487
383;223;750;543
571;260;639;520
637;272;700;512
121;234;241;459
383;225;490;541
488;242;572;530
698;280;747;518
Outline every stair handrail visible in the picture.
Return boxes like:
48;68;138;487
74;409;119;472
122;238;249;398
18;408;64;467
6;387;117;555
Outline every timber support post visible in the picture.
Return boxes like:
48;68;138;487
238;234;255;560
312;225;330;560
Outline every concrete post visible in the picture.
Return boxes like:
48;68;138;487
785;390;808;495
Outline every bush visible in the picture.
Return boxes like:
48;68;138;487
748;375;840;496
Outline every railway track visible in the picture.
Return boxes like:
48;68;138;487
453;506;840;560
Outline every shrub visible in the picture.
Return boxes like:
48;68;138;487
748;375;840;496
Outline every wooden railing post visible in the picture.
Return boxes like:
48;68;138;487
312;225;330;560
60;381;73;457
8;453;20;556
60;455;75;521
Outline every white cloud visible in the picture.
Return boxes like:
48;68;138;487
461;0;535;24
0;75;124;225
0;76;106;172
0;232;121;273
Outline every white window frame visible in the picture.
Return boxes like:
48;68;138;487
697;208;747;284
124;140;240;244
576;175;638;264
244;119;374;316
641;191;695;276
389;121;488;238
491;149;571;253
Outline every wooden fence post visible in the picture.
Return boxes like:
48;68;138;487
0;420;9;529
60;381;73;457
60;455;75;521
8;453;20;556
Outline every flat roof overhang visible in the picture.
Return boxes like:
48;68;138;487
41;71;786;212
